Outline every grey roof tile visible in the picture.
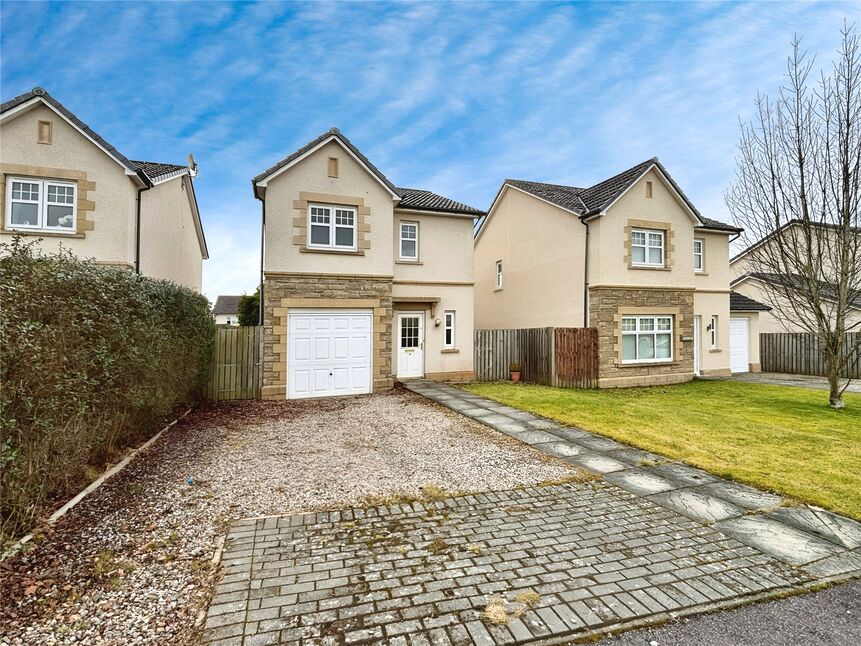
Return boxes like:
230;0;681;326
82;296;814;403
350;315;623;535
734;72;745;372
730;291;772;311
213;295;243;315
396;187;484;215
503;158;739;232
131;160;188;182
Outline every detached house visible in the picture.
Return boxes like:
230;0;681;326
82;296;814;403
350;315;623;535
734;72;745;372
730;220;861;333
0;87;207;291
253;128;482;400
474;159;764;387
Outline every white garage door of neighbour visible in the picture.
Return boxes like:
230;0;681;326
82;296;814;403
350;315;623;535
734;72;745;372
288;310;372;399
729;318;749;374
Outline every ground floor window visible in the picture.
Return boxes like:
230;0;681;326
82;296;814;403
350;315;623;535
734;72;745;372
444;310;455;348
621;315;673;363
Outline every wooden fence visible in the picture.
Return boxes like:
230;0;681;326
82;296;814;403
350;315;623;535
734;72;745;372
205;326;262;400
760;332;861;379
474;327;598;388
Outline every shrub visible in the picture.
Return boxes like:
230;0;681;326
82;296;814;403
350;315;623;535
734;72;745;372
0;238;215;546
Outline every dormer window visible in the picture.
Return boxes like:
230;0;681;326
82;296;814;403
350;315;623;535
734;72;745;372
5;176;76;233
308;203;356;250
631;228;664;266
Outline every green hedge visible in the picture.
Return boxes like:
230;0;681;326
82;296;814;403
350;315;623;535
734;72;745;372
0;238;215;546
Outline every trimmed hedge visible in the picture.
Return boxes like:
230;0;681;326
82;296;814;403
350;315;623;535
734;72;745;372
0;238;215;545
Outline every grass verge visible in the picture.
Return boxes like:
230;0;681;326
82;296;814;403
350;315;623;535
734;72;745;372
462;380;861;520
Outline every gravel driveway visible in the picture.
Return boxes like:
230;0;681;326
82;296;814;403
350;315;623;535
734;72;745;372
0;389;573;645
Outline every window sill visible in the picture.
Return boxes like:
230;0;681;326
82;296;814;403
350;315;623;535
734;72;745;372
2;228;84;239
396;259;422;265
300;246;364;256
629;264;671;271
493;287;503;292
709;348;722;353
695;271;708;276
618;360;676;368
441;348;459;354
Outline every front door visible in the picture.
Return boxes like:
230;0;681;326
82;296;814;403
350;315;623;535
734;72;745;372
693;316;701;376
397;313;424;378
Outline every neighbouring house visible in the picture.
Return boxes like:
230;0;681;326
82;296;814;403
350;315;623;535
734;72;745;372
252;128;483;400
729;220;861;333
213;295;242;325
0;87;208;291
474;158;767;387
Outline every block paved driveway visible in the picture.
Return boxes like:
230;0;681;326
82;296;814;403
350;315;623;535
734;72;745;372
204;382;861;645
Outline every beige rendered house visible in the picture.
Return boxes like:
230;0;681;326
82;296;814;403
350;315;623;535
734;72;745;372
253;128;482;400
0;87;208;291
474;159;765;387
729;221;861;333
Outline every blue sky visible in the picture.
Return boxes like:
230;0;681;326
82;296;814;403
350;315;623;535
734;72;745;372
2;1;858;301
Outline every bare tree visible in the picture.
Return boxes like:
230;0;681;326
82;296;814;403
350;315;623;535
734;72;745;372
727;25;861;409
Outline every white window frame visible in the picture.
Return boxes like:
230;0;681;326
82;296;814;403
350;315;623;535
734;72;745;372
694;238;704;272
710;315;719;349
631;228;665;267
443;310;456;349
307;203;357;251
495;260;503;290
621;315;674;364
399;221;419;260
5;176;77;233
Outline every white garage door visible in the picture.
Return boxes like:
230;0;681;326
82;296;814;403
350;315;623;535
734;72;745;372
288;310;372;399
729;317;749;374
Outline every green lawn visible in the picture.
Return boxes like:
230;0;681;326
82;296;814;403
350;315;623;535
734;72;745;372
462;380;861;520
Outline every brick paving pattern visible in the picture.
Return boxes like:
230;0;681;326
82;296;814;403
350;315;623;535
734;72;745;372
205;481;815;645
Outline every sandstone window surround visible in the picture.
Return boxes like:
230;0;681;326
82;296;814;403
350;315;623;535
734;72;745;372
291;191;370;256
0;164;95;237
623;219;674;271
612;305;685;368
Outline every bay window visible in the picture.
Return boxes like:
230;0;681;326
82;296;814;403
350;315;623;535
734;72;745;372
621;315;673;363
5;176;76;232
631;228;664;266
308;203;356;250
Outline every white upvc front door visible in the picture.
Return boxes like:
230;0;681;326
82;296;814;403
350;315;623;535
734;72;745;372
397;313;424;378
693;316;701;376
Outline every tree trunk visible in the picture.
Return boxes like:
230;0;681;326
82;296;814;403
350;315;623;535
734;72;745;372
826;353;845;409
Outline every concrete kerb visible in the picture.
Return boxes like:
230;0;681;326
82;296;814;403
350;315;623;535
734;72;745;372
525;573;861;646
1;407;193;561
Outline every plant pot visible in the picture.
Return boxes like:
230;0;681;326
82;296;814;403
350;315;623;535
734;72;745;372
510;371;521;382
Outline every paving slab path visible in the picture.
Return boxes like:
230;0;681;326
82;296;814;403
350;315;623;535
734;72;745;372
203;382;861;645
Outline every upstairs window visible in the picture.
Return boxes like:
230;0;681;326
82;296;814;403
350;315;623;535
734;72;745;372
631;228;664;266
5;177;76;233
399;221;418;260
694;238;704;272
444;310;456;348
308;203;356;250
495;260;503;289
621;315;673;363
